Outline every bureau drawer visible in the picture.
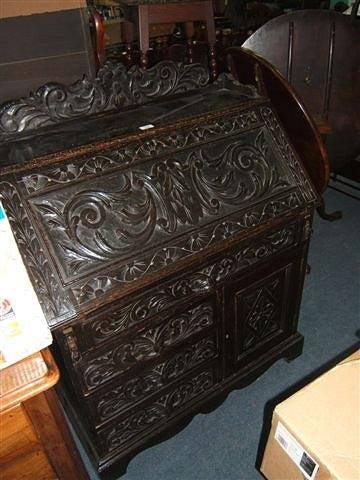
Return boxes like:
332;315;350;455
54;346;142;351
70;217;306;356
94;361;219;459
76;299;216;394
73;270;213;353
86;333;219;427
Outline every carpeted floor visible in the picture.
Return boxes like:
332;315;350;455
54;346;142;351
76;188;359;480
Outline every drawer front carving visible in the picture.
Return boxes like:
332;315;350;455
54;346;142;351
88;336;218;425
97;365;217;456
81;272;213;349
75;220;302;352
79;301;215;393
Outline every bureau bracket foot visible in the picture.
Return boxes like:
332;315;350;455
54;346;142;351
284;336;304;363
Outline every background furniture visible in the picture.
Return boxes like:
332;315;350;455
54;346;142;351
0;349;88;480
226;47;342;220
120;0;217;76
242;9;360;176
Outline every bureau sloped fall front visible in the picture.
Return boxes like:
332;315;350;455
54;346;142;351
0;62;318;478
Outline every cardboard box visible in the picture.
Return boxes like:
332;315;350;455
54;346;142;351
0;1;86;19
261;350;360;480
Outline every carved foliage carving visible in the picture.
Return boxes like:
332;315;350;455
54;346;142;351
21;110;260;194
0;182;68;322
87;222;298;343
72;191;300;303
93;337;216;422
30;129;290;281
0;61;210;135
82;302;214;391
90;272;212;343
103;370;214;453
260;106;317;204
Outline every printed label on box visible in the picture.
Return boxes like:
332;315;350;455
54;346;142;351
0;201;52;369
275;422;319;480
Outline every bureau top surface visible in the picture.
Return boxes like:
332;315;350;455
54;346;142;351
0;79;260;171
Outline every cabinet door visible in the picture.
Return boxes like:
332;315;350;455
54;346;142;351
223;249;306;375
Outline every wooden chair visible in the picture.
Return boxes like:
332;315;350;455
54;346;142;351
120;0;218;78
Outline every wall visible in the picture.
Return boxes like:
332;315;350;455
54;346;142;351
0;0;94;103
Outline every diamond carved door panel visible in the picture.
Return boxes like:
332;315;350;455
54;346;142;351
224;250;305;374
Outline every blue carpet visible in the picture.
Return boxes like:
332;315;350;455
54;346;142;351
76;188;359;480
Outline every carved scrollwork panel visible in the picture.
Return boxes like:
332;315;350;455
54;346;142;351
91;337;216;423
260;106;318;204
81;302;214;392
28;128;291;284
89;272;212;343
101;369;214;454
0;61;210;136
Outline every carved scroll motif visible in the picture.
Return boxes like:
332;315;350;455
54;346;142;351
260;106;318;204
0;61;210;135
29;129;291;282
21;110;261;194
103;370;214;453
82;302;214;391
90;272;212;342
94;337;216;422
72;192;300;304
87;222;298;342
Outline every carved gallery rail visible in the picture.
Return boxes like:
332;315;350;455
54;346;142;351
0;61;318;478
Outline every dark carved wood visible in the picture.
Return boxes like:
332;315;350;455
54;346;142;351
90;336;216;424
0;61;209;136
81;301;214;392
226;47;330;196
226;47;343;222
76;221;300;351
0;61;318;477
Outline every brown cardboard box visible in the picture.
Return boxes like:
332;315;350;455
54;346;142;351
261;350;360;480
0;1;86;19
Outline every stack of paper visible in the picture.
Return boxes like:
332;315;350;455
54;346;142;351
0;202;52;369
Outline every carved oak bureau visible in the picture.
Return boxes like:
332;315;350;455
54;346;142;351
0;62;318;477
